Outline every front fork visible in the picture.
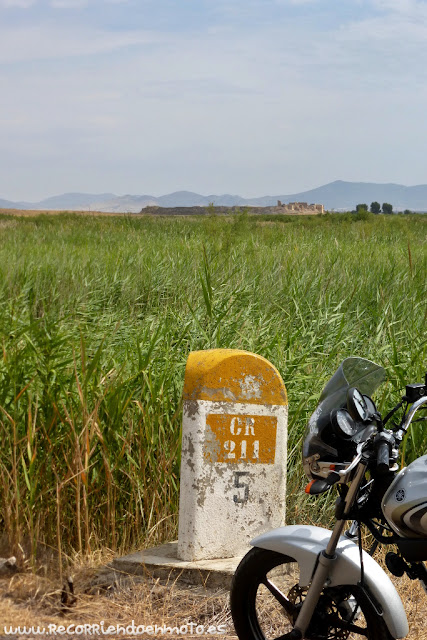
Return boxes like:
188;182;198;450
291;461;367;640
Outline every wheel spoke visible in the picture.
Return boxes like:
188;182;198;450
335;620;369;637
346;623;368;637
262;576;296;617
326;612;369;637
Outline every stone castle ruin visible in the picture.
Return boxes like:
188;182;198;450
276;201;324;213
143;201;325;216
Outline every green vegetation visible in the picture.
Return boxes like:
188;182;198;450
0;212;425;559
356;203;368;213
357;202;393;214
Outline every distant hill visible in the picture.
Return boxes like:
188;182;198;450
0;197;19;209
38;192;117;210
277;181;427;211
1;181;427;213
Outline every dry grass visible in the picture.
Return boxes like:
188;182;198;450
0;208;128;217
394;576;427;640
0;550;426;640
0;552;235;639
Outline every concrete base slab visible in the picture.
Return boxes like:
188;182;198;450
107;541;248;590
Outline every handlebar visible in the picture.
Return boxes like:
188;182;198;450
393;395;427;443
402;395;427;431
337;450;363;477
374;431;395;474
337;432;395;481
376;440;390;475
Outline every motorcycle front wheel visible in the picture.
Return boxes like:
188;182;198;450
230;547;393;640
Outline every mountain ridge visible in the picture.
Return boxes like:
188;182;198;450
2;181;427;213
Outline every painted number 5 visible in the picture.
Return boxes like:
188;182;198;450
233;471;250;504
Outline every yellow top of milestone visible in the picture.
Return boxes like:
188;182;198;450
183;349;288;405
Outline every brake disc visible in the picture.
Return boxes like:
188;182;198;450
286;586;352;640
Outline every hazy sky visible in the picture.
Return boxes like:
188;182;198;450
1;0;427;201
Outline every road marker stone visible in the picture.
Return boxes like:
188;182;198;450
178;349;288;561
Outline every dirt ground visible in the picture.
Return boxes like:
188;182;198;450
0;551;426;640
0;564;233;639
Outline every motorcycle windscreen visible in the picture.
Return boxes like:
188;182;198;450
303;357;386;460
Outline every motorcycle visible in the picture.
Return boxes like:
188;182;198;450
230;357;427;640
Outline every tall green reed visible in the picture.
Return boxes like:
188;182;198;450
0;212;425;557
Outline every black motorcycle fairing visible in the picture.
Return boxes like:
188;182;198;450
303;357;386;477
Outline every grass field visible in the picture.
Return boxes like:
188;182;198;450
0;210;426;563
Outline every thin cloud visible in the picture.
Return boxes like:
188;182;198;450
371;0;427;22
0;24;164;63
50;0;88;7
373;0;420;13
0;0;36;7
337;10;427;42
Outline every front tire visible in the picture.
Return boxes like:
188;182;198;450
230;547;393;640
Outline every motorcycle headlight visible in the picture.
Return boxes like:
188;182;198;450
331;409;361;440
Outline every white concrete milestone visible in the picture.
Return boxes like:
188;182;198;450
177;349;288;561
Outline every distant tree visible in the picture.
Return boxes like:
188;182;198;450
370;201;381;214
382;202;393;214
355;203;368;212
207;202;216;216
404;209;412;215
